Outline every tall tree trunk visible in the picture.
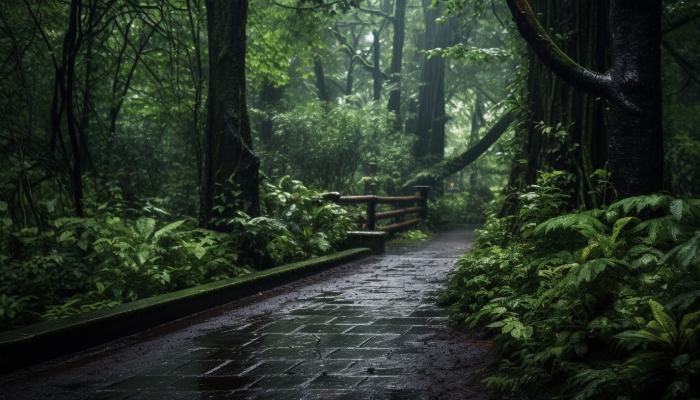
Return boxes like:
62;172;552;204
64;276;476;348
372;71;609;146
79;0;97;174
414;0;450;160
506;0;662;198
503;0;612;210
200;0;260;230
406;113;513;187
387;0;407;130
52;0;84;217
372;30;381;101
259;79;284;146
314;58;330;101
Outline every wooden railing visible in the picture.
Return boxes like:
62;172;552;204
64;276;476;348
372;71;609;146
322;186;430;233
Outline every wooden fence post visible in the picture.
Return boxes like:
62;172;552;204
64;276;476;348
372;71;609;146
367;198;377;231
414;186;430;220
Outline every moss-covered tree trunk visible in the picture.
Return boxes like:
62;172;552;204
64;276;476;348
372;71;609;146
200;0;260;230
503;0;612;211
506;0;663;198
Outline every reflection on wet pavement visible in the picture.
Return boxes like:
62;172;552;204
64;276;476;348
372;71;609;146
0;227;480;399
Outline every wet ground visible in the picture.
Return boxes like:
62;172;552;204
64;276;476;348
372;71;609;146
0;226;493;400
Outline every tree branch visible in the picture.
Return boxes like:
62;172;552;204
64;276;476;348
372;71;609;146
662;39;700;87
357;7;393;21
328;27;389;79
662;4;700;35
404;112;513;186
505;0;613;100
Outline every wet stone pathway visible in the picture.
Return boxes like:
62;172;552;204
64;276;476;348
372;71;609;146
1;227;492;400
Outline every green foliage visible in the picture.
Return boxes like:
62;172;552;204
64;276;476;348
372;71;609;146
390;229;432;243
442;173;700;398
428;184;495;225
426;45;511;63
0;178;352;330
262;101;414;194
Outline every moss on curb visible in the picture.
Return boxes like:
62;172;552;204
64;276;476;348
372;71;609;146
0;248;371;373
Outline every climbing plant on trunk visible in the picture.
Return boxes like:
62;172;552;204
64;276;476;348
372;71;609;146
506;0;663;198
200;0;260;230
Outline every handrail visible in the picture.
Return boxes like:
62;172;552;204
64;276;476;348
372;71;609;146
375;206;423;221
322;186;430;233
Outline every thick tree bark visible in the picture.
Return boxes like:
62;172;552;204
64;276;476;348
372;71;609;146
200;0;260;229
506;0;663;198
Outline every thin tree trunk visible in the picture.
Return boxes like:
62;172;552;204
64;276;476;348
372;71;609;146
372;30;381;101
314;58;330;101
259;79;284;146
387;0;406;130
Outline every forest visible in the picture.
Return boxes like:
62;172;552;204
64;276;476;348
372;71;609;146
0;0;699;398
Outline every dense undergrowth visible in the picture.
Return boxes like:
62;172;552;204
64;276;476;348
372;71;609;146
0;177;352;330
428;183;495;225
440;172;700;399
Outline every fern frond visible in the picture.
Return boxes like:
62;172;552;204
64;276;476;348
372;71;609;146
569;368;619;400
609;194;671;216
658;234;700;268
666;290;700;313
534;212;607;236
154;220;186;240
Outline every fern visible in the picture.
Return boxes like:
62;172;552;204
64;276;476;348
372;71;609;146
609;194;671;215
569;368;620;400
154;219;186;239
534;212;607;236
667;290;700;313
658;234;700;269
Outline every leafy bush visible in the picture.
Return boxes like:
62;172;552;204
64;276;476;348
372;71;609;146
441;172;700;399
261;101;415;195
428;183;495;225
0;178;353;330
390;229;432;243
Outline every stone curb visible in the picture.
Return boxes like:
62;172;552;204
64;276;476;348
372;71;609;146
0;248;372;374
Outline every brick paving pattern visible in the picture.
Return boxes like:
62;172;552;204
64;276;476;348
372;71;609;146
0;227;489;400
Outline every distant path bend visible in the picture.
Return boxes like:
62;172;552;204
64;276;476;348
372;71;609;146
1;226;493;399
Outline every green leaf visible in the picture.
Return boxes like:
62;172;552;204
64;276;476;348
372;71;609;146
576;259;607;285
669;199;684;221
614;330;667;347
649;300;678;341
679;310;700;333
611;217;637;243
658;235;700;268
0;201;7;211
59;230;74;243
670;354;689;368
194;246;206;260
664;381;689;397
154;220;186;239
136;217;156;240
